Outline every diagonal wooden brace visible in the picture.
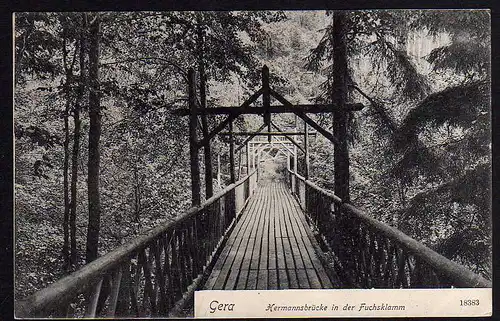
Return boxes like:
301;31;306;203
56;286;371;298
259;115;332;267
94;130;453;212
269;89;340;145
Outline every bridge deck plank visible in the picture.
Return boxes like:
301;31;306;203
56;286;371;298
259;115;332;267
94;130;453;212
215;185;265;290
288;195;335;288
203;179;336;290
226;183;267;290
204;187;261;290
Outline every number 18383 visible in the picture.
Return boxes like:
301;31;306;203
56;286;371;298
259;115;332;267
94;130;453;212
460;299;480;306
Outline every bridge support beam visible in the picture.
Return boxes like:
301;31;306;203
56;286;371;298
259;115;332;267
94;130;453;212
234;124;267;154
199;71;213;199
217;153;221;189
331;11;350;203
294;115;298;178
304;120;309;180
256;150;260;180
262;65;271;143
188;69;201;206
229;120;236;183
246;142;250;174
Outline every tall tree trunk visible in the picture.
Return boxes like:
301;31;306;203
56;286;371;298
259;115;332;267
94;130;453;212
62;83;70;271
331;11;354;279
197;17;213;199
61;34;71;271
331;11;350;203
86;13;102;263
69;14;87;265
70;107;81;265
69;14;86;267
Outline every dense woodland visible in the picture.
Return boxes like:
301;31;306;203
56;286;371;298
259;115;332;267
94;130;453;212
15;10;491;300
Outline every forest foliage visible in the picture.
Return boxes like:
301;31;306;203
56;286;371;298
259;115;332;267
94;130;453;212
14;10;491;299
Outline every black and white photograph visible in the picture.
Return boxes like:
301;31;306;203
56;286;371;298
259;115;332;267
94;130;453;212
13;9;492;318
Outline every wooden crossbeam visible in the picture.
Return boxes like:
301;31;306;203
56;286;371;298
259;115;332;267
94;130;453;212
251;136;305;154
253;144;277;156
268;90;341;145
276;141;296;155
173;88;264;116
295;111;339;145
172;103;363;116
274;149;286;160
270;121;306;153
219;132;316;136
234;124;267;154
248;141;296;144
197;115;235;148
252;144;270;159
250;141;303;153
195;88;264;147
177;66;364;149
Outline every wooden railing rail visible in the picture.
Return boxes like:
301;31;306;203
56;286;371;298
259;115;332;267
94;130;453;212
16;169;258;318
287;170;491;289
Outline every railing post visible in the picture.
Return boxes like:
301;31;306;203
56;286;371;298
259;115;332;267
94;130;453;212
229;120;236;184
250;143;254;172
188;69;201;206
262;65;271;143
217;153;221;189
256;149;260;180
227;120;236;222
304;120;309;180
246;142;250;175
84;278;103;317
294;115;298;194
292;147;297;194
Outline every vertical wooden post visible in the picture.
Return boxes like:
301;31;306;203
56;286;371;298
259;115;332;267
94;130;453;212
229;120;236;183
262;65;271;143
331;11;350;203
304;120;309;180
196;15;213;198
293;144;297;191
254;144;258;175
287;151;291;171
200;74;213;199
294;114;298;177
237;148;242;180
217;153;221;188
256;145;260;180
250;143;253;171
189;69;201;206
252;143;255;170
246;142;250;174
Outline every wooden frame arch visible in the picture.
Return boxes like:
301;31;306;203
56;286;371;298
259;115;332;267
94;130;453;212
176;65;364;206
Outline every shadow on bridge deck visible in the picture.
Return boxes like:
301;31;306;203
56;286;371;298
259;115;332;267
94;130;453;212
203;177;338;290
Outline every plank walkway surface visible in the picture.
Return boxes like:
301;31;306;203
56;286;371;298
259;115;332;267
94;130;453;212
204;178;334;290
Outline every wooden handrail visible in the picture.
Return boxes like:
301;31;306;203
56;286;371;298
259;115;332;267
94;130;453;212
287;170;491;288
17;170;258;317
292;171;342;203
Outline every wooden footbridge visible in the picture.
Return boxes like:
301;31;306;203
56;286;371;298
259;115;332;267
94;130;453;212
204;179;334;291
16;66;491;318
